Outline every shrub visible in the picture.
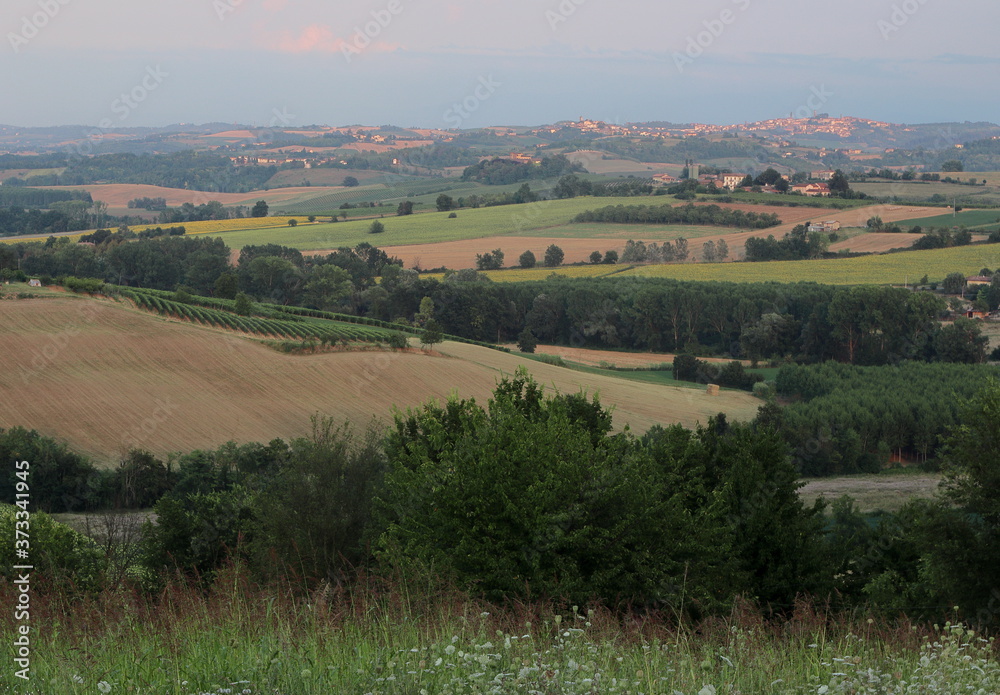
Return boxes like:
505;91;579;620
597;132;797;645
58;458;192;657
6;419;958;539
517;328;537;353
387;332;409;350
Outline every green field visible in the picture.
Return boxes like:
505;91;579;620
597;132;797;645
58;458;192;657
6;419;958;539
894;209;1000;230
206;197;670;250
469;243;1000;285
854;180;1000;205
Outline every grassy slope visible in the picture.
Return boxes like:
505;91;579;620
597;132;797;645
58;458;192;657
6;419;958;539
0;296;759;464
201;197;662;250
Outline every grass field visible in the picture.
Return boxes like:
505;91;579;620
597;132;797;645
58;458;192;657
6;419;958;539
5;577;996;694
894;209;1000;230
204;197;667;250
853;180;1000;205
799;471;941;513
0;295;759;464
467;243;1000;285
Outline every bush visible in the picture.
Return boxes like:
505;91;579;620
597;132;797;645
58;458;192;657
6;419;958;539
375;371;734;606
517;328;537;353
369;220;385;234
0;505;106;590
387;332;409;350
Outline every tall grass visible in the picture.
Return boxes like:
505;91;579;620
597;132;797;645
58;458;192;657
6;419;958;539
2;570;998;694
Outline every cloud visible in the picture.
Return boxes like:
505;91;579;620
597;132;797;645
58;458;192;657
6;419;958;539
273;24;345;53
268;23;402;56
263;0;288;10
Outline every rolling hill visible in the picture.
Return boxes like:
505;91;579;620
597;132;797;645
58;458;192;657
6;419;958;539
0;295;760;465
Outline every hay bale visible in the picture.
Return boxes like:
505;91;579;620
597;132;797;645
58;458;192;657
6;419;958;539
706;384;720;396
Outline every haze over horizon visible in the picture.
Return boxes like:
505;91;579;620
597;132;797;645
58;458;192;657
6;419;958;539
2;0;998;130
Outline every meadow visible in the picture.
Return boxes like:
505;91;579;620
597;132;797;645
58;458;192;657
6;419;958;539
895;208;1000;230
853;180;1000;205
469;243;1000;285
203;197;663;250
3;577;997;695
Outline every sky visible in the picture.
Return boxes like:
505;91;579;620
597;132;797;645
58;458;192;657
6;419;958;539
2;0;998;129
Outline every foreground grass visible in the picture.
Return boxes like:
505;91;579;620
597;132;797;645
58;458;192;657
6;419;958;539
3;576;998;695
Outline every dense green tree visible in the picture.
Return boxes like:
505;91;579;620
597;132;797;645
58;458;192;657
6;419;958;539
475;248;505;271
303;264;352;312
517;327;538;353
396;200;413;216
543;244;564;267
435;194;455;212
376;371;737;608
518;250;536;269
934;318;989;363
251;200;269;218
368;220;385;234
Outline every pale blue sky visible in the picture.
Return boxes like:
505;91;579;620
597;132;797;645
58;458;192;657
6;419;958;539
2;0;997;128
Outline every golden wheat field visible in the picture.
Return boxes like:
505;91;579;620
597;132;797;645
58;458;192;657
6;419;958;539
0;296;760;464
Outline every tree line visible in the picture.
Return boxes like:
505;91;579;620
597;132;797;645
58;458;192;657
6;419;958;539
461;154;584;185
6;238;997;366
573;203;781;228
5;374;1000;628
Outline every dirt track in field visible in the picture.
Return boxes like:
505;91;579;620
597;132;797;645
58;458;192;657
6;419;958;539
0;297;760;465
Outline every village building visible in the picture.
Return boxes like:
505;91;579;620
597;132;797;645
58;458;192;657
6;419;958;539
792;182;831;197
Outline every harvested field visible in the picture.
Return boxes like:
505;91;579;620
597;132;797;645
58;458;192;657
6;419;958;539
798;474;941;513
31;184;336;208
0;297;760;464
828;232;922;253
510;345;750;368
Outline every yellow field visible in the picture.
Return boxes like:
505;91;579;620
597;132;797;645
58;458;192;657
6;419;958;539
147;217;313;236
465;245;1000;285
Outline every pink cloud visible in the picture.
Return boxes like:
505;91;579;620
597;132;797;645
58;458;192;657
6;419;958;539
273;24;346;53
269;24;402;55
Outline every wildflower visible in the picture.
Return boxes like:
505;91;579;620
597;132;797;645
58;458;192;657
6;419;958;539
71;675;84;684
97;682;112;694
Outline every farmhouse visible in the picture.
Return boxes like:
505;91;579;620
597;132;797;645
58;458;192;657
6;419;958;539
811;170;837;180
722;174;745;190
967;275;993;287
652;173;678;185
807;220;842;233
792;182;831;197
965;310;990;320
